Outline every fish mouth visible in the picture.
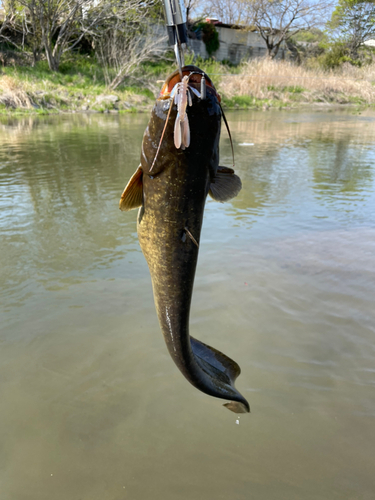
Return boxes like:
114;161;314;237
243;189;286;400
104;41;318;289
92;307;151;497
159;65;221;101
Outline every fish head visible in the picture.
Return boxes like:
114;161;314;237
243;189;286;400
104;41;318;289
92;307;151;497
159;65;221;104
142;66;222;177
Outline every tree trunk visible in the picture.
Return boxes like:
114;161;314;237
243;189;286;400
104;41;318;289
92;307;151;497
267;45;276;58
272;43;281;59
265;40;273;58
45;45;60;71
32;48;40;66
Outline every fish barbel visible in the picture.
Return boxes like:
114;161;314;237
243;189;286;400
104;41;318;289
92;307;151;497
119;66;249;413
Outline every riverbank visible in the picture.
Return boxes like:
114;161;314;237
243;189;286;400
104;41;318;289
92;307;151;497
1;54;374;114
0;54;161;114
221;58;375;109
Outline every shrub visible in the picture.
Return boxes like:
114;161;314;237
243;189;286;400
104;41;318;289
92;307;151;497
317;42;357;69
197;22;220;56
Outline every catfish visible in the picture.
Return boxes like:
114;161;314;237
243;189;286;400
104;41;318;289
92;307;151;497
120;66;249;413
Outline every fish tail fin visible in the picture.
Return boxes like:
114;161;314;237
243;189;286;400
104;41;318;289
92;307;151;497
190;337;250;413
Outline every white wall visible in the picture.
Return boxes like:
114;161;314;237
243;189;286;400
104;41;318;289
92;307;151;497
188;26;287;64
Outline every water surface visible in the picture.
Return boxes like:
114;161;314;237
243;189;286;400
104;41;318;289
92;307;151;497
1;109;375;500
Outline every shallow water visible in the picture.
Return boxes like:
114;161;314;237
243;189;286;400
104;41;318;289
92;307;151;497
1;108;375;500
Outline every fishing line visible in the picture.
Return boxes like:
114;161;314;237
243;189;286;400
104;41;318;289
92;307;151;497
150;99;173;173
219;103;235;168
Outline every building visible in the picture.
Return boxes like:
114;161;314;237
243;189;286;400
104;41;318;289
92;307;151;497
189;19;287;64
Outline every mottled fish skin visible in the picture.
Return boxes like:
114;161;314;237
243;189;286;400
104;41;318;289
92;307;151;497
121;66;249;413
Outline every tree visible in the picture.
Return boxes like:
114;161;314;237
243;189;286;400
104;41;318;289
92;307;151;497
327;0;375;58
7;0;160;71
206;0;333;58
96;20;167;90
185;0;201;25
249;0;333;58
0;1;22;49
0;10;12;45
204;0;253;25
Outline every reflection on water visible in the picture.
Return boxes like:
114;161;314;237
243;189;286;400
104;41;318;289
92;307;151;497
1;110;375;500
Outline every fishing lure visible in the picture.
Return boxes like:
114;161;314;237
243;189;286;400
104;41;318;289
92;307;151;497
149;71;234;174
170;74;201;150
149;72;204;172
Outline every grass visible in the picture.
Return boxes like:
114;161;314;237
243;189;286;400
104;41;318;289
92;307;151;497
1;50;375;113
219;58;375;107
0;52;161;113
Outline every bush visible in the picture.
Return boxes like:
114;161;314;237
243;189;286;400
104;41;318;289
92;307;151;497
196;22;220;56
318;43;353;69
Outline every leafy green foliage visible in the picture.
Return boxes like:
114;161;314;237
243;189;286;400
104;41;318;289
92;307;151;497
291;29;328;44
316;42;360;68
327;0;375;57
196;22;220;56
303;38;375;70
283;85;305;93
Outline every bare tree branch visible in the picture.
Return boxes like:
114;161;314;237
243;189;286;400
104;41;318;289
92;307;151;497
6;0;161;71
205;0;253;25
250;0;333;58
0;1;22;49
205;0;333;58
96;21;167;91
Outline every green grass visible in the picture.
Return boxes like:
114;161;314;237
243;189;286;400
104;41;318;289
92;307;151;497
266;84;305;95
0;52;160;113
282;85;305;93
346;95;367;105
0;50;246;114
141;57;175;76
2;50;372;113
122;86;155;99
3;54;107;91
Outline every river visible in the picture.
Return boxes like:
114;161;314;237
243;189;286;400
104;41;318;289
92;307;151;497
1;109;375;500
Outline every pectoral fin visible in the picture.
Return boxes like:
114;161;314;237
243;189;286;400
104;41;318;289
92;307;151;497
209;166;242;202
119;166;143;211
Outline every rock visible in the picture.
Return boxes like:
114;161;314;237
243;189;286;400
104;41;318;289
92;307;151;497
95;94;119;104
81;105;89;111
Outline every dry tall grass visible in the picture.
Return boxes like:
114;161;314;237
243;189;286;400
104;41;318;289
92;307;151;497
0;69;152;111
0;75;33;108
1;58;375;112
219;59;375;105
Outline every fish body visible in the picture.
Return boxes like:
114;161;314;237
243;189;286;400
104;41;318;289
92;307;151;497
120;66;249;413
